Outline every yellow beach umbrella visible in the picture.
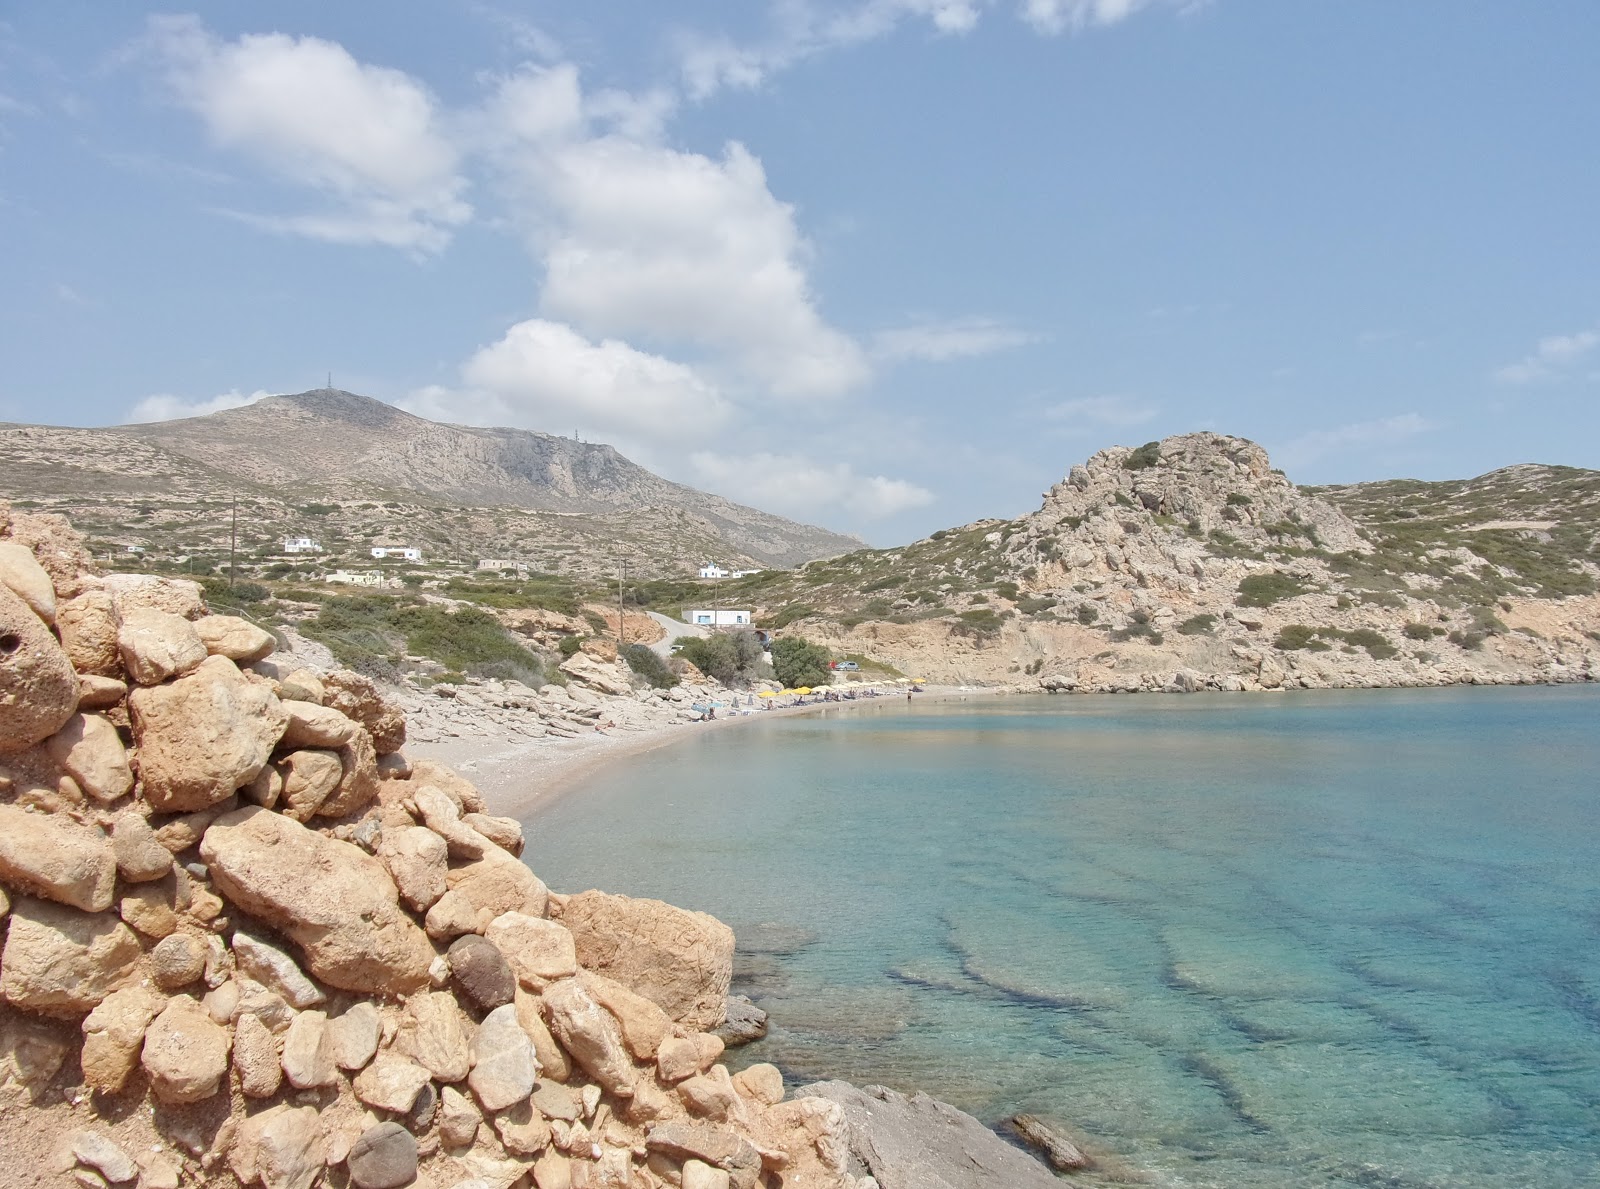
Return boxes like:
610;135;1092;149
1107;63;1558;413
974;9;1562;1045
796;687;812;695
758;689;777;698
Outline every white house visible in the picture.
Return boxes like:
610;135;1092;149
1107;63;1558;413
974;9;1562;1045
326;570;386;587
697;563;729;579
731;568;763;578
371;546;422;562
687;609;752;627
477;559;528;575
283;537;322;554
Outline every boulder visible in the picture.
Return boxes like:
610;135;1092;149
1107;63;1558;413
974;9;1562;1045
318;725;379;818
233;1010;283;1098
468;1003;540;1112
116;607;206;686
328;1001;381;1071
280;1009;339;1088
277;749;343;821
395;991;471;1083
232;1104;324;1189
201;807;434;995
276;669;325;704
644;1120;763;1189
678;1065;743;1123
43;713;133;803
485;912;576;987
141;995;231;1104
463;813;524;856
0;804;117;912
0;583;79;754
101;574;205;621
193;615;276;663
731;1063;784;1106
448;934;516;1011
279;701;357;750
657;1034;725;1084
149;933;207;989
353;1053;433;1114
542;978;635;1099
580;970;672;1060
348;1122;418;1189
514;989;571;1084
76;674;127;711
406;759;485;814
413;784;491;859
56;591;121;678
446;853;549;922
798;1081;1064;1189
559;651;634;696
714;995;768;1048
69;1130;138;1186
80;985;166;1093
557;890;734;1030
110;813;173;883
322;670;406;754
130;655;289;812
0;541;57;624
118;883;178;939
491;1100;552;1157
231;928;327;1009
0;899;139;1014
379;827;448;912
439;1085;482;1148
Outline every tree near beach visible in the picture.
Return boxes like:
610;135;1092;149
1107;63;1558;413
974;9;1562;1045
673;631;770;684
771;636;832;688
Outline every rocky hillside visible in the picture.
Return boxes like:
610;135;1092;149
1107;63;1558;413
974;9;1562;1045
0;390;861;578
0;503;882;1189
733;433;1600;691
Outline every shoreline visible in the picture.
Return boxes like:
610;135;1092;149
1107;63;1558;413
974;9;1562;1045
406;685;1009;820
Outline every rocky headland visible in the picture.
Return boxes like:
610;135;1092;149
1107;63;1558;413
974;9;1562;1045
0;504;1065;1189
751;433;1600;693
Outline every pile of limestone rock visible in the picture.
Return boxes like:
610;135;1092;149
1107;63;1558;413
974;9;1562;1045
0;504;866;1189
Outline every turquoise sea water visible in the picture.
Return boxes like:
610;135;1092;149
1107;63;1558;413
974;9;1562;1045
523;687;1600;1188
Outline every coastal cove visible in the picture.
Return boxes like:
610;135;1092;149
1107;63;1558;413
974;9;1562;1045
523;686;1600;1189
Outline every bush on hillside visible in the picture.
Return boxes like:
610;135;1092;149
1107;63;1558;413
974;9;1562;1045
675;631;770;685
770;636;833;688
1123;441;1162;470
622;644;679;689
1236;572;1309;607
1177;614;1217;636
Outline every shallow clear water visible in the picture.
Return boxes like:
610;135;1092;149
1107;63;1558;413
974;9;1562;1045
524;686;1600;1188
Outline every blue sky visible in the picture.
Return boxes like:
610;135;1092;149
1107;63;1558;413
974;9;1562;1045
2;2;1597;545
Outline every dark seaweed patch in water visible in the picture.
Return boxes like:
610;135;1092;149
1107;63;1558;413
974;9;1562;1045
1544;966;1600;1034
1174;1052;1271;1134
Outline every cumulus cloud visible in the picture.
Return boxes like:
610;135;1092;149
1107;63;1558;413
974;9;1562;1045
1494;325;1600;385
1020;0;1194;35
1044;394;1158;429
144;15;470;251
403;319;730;444
483;66;869;397
873;318;1037;362
1273;413;1434;471
690;450;935;521
126;388;272;423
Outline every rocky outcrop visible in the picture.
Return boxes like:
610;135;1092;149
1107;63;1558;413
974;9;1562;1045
0;510;889;1189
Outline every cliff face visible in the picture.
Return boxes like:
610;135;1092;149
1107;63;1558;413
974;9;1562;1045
747;433;1600;691
0;390;862;575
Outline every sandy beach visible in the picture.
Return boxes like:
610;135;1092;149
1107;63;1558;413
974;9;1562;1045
405;685;1007;820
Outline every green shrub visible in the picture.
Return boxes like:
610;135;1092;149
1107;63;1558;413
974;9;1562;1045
1402;622;1434;640
622;644;678;688
203;578;270;605
771;636;832;687
951;608;1004;640
1341;628;1397;660
392;605;548;677
1176;614;1217;636
1017;596;1058;615
993;581;1020;600
1075;604;1099;624
557;635;583;657
1225;493;1252;507
676;631;770;685
1448;629;1486;650
1123;441;1162;470
1275;624;1320;650
1110;622;1163;644
1236;572;1308;607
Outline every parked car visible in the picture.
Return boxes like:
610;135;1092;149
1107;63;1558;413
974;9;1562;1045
831;660;860;671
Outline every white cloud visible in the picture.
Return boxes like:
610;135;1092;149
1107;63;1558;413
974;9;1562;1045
1273;413;1434;471
126;388;272;423
1020;0;1193;35
483;66;869;397
145;15;470;252
404;319;730;444
1494;325;1600;385
1044;394;1158;429
691;451;935;521
873;318;1037;362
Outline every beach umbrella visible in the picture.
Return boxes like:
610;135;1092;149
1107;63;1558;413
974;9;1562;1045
758;689;777;698
795;687;812;695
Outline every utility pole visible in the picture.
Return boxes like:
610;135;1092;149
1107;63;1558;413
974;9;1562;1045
616;558;627;650
228;496;238;589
